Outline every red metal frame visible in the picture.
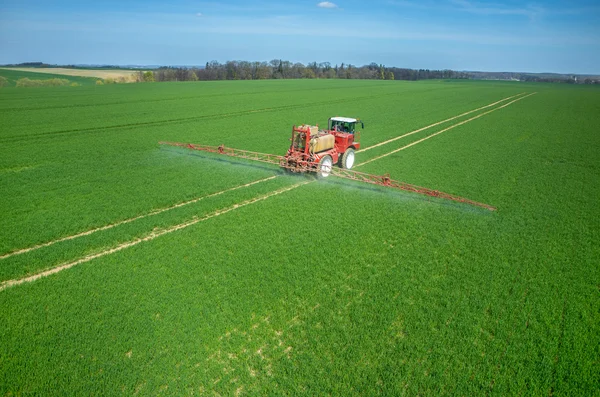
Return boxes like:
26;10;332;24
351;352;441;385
282;124;361;171
327;168;496;211
159;141;496;211
160;142;285;166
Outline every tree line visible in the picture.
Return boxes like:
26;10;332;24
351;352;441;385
4;61;598;85
149;60;472;82
149;61;600;83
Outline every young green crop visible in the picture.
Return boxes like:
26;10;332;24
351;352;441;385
0;79;598;395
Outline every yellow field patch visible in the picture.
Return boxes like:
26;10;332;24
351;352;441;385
0;67;142;81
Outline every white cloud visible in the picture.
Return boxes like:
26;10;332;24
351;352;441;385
196;12;203;17
317;2;338;9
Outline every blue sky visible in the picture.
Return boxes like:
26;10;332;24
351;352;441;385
0;0;599;73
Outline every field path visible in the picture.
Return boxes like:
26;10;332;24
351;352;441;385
0;180;309;292
359;92;526;153
357;92;537;167
0;176;277;260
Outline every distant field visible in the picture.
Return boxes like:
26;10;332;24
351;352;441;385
0;68;99;86
0;79;598;395
0;67;139;81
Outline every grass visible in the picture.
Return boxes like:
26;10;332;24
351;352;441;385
0;79;598;395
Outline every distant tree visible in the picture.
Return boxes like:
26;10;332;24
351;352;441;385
174;68;188;81
357;65;376;79
255;62;271;80
324;68;336;79
226;61;239;80
143;71;155;82
302;68;316;79
204;61;220;80
268;59;280;78
319;62;331;77
187;69;198;81
335;63;343;79
345;65;355;79
385;71;395;80
290;63;305;79
238;61;252;80
307;62;319;77
280;60;292;78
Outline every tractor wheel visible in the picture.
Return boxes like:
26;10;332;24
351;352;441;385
340;148;355;169
317;155;333;178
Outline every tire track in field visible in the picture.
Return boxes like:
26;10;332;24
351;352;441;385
0;180;310;292
357;92;537;167
0;91;401;144
0;176;277;260
358;92;526;153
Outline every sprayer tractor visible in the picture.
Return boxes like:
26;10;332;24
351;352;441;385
283;116;364;177
159;115;497;211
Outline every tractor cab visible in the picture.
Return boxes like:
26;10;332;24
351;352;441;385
328;117;364;134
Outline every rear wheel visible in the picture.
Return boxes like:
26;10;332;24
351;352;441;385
317;155;333;178
340;148;355;169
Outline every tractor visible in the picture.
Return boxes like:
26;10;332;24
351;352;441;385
282;117;364;177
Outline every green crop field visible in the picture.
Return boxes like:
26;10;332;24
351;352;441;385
0;79;598;395
0;68;98;87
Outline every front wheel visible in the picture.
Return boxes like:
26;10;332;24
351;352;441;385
317;155;333;178
340;148;355;169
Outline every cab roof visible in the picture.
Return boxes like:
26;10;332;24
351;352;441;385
330;116;357;123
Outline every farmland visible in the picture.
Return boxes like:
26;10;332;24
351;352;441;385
0;79;598;395
0;68;99;87
0;67;138;83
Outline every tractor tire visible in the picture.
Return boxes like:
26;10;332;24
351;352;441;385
317;155;333;178
340;148;355;169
